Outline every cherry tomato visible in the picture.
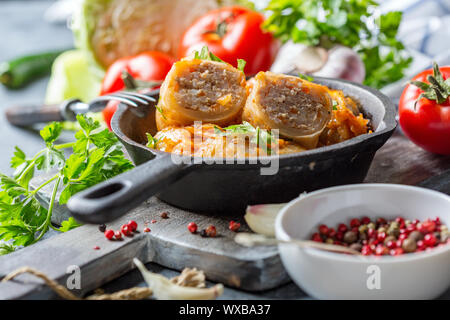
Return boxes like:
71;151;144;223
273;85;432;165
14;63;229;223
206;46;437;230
100;51;174;130
399;63;450;155
178;6;279;75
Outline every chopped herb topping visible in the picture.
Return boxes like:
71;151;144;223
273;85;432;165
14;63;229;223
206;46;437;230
146;133;159;149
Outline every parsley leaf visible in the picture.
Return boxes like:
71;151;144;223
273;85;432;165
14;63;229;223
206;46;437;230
146;133;158;149
237;59;247;72
0;243;15;255
57;217;81;232
0;223;35;247
10;146;26;169
220;122;277;155
332;100;338;110
36;147;65;172
194;46;225;63
298;73;314;82
40;122;62;145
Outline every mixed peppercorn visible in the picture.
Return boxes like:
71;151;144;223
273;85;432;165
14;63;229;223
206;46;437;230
311;216;449;256
102;220;139;241
97;213;241;243
187;220;241;237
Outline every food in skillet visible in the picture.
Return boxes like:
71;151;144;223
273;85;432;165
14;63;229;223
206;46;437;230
155;54;247;130
150;123;306;158
147;49;370;157
242;72;333;149
319;89;371;147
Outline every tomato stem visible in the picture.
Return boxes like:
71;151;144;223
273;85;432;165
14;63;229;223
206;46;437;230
410;62;449;106
121;70;161;91
202;12;236;39
121;70;137;90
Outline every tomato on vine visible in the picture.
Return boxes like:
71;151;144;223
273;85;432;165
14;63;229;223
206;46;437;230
178;6;279;75
100;51;174;130
399;62;450;155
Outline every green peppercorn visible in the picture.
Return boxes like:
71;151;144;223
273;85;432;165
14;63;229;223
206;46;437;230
387;226;400;237
326;238;334;244
367;222;376;230
359;225;368;233
390;221;399;228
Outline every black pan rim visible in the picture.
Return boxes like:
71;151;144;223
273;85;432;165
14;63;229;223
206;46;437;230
111;76;397;166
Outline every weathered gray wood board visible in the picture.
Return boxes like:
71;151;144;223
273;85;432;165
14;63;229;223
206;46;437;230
0;176;289;299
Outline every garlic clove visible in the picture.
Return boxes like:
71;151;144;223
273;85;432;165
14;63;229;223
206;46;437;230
244;203;286;237
133;258;224;300
294;46;328;73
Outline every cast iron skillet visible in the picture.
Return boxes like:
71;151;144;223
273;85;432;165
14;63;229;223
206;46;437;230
68;77;397;223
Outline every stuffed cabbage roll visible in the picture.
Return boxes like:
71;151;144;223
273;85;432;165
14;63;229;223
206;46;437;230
242;72;333;149
156;58;247;130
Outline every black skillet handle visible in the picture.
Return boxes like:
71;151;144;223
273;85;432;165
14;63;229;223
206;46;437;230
67;153;192;224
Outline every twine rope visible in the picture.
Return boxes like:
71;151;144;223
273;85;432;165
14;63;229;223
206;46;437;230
2;266;207;300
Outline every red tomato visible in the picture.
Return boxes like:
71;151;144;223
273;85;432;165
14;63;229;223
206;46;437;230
100;51;174;130
178;6;279;75
101;102;118;131
399;63;450;155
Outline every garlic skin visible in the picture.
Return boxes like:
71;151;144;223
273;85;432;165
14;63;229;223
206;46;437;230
271;42;365;83
133;258;224;300
313;46;365;83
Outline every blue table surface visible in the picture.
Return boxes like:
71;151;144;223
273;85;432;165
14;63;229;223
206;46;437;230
0;1;448;300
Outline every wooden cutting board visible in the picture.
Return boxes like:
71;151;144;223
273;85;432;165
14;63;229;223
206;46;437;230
0;174;289;299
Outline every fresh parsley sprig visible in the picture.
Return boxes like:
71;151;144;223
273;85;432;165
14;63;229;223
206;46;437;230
194;46;247;72
263;0;412;88
0;115;134;254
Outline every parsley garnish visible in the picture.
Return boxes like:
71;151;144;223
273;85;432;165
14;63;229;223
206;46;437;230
298;73;314;82
194;46;225;63
0;115;134;254
155;104;167;120
194;46;247;73
237;59;247;72
220;122;276;155
145;133;159;149
332;100;338;110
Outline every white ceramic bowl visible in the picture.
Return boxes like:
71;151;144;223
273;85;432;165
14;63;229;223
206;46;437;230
275;184;450;300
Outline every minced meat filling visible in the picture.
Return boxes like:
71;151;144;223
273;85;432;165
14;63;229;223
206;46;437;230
258;78;329;131
174;62;245;113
